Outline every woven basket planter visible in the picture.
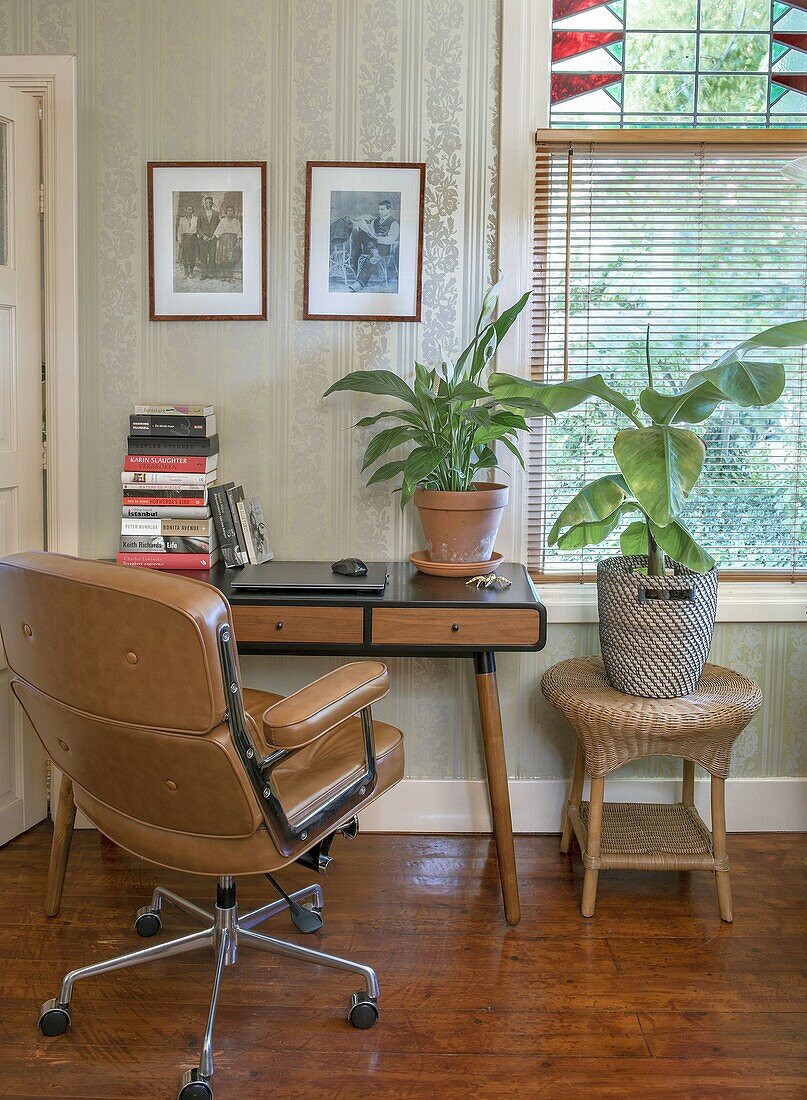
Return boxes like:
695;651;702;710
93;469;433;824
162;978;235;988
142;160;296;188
597;554;718;699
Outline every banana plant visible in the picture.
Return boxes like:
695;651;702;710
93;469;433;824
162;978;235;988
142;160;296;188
322;281;553;507
489;320;807;575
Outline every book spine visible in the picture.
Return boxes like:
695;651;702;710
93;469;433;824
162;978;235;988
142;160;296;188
209;485;247;568
122;506;211;518
121;518;215;536
226;486;250;565
134;404;213;416
122;484;210;497
122;495;207;507
129;414;214;437
115;551;219;570
126;434;219;457
121;471;211;486
119;536;215;553
120;519;161;535
236;499;258;565
123;455;212;473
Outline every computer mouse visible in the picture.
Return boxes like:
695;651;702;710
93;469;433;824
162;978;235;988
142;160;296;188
332;557;368;576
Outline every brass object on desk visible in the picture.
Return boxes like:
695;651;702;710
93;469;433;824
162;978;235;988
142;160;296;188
465;573;512;590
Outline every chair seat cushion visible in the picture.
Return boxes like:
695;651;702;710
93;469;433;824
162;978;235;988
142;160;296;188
243;687;402;825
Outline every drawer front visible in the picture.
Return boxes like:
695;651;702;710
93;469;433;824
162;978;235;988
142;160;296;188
232;605;364;644
371;607;541;647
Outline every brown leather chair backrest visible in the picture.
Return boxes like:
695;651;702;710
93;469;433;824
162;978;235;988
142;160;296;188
0;552;262;839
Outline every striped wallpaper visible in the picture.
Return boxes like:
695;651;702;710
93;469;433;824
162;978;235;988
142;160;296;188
1;0;803;779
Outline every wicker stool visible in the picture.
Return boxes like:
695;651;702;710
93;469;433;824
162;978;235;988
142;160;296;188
541;657;762;921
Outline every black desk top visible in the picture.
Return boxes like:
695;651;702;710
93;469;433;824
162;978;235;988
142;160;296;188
205;560;543;611
187;560;548;657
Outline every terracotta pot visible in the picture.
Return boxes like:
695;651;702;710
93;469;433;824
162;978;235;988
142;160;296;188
413;482;509;564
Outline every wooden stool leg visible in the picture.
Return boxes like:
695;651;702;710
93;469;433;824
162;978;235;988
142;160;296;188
45;773;76;917
581;775;604;918
682;758;695;809
560;742;585;854
710;775;733;923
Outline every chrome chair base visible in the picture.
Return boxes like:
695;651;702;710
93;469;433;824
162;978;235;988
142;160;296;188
37;876;380;1100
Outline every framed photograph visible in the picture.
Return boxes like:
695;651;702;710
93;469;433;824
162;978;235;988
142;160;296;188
304;161;425;322
148;161;267;321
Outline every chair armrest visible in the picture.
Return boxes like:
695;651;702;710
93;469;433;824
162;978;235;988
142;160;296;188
261;661;389;751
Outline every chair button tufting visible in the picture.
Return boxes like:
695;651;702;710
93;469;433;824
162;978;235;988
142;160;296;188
23;624;32;637
58;740;69;752
126;651;138;664
165;780;178;791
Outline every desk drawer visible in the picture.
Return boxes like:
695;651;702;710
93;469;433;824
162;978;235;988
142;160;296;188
371;607;541;647
232;605;364;644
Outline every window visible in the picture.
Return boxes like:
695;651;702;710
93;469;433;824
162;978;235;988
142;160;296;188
529;133;807;579
550;1;807;129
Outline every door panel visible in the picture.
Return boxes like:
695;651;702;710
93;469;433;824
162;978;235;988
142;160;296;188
0;86;46;845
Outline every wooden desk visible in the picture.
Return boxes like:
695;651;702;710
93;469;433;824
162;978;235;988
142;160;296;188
46;561;546;926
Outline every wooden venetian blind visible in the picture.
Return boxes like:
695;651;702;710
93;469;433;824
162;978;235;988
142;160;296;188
529;131;807;581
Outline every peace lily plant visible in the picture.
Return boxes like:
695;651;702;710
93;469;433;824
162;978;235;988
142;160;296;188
488;319;807;576
323;281;548;565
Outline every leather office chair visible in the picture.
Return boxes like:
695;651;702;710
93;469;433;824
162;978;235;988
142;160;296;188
0;552;404;1100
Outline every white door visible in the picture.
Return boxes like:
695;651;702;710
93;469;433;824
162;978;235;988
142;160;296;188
0;85;47;845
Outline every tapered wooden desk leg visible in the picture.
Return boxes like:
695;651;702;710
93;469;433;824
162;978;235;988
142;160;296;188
44;772;76;917
473;652;520;926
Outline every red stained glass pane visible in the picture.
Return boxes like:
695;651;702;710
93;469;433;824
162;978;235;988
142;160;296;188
773;32;807;52
551;72;622;103
553;31;623;61
553;0;609;18
772;73;807;92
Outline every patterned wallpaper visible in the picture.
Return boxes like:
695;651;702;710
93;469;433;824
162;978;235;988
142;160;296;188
0;0;803;780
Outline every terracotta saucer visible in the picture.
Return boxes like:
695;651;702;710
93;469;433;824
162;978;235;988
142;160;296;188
408;550;503;578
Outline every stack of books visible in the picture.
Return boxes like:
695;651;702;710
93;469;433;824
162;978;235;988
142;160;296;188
116;403;221;570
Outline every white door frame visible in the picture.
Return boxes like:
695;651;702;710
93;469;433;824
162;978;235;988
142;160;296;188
0;55;79;555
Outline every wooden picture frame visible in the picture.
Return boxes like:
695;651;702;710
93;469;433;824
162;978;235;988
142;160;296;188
148;161;267;321
304;161;426;322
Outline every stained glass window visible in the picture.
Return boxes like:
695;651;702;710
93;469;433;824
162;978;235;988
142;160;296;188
550;0;807;127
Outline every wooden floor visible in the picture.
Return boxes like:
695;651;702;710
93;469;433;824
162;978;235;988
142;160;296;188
0;826;804;1099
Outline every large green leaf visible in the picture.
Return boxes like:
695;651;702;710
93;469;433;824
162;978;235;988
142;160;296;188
489;372;640;423
715;319;807;366
556;504;637;551
639;381;728;425
323;370;418;408
684;359;785;408
361;425;418;471
547;473;630;545
613;426;705;527
620;519;649;557
353;409;423;429
366;459;407;486
449;380;489;403
649;517;715;573
402;445;447;485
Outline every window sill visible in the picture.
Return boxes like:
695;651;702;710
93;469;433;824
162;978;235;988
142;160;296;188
536;581;807;624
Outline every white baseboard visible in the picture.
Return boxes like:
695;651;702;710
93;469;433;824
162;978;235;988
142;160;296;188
62;776;806;834
358;776;807;833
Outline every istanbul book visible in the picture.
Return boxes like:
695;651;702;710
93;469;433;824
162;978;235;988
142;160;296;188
122;505;211;518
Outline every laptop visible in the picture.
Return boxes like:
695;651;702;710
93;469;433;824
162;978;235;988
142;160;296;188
230;561;388;594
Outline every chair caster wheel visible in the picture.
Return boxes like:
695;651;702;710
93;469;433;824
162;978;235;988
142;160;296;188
348;990;379;1029
178;1067;213;1100
38;998;71;1037
134;906;162;937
